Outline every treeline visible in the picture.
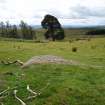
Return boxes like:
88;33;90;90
0;21;36;40
86;29;105;35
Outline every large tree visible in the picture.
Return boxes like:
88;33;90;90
20;21;36;39
9;25;18;38
41;14;65;41
0;22;5;37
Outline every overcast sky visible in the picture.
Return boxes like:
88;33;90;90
0;0;105;26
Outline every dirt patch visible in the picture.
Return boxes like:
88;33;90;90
21;55;79;68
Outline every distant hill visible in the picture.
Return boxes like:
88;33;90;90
32;25;105;29
32;25;42;29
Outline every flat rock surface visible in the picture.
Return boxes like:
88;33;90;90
22;55;78;68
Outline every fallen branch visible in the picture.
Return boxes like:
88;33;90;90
0;86;17;100
27;85;38;95
1;60;23;66
26;83;49;101
26;95;38;100
0;87;10;101
26;85;40;100
13;90;26;105
0;95;8;99
0;102;4;105
0;87;10;96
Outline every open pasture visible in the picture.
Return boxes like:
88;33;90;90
0;37;105;105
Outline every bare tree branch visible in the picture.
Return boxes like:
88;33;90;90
0;102;4;105
13;90;26;105
0;87;10;96
27;85;38;95
1;60;23;65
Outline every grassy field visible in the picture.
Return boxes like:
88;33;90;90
35;28;105;40
0;37;105;105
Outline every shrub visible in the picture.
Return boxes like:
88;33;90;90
72;47;77;52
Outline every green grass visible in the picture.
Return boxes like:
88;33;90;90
35;28;105;40
0;37;105;105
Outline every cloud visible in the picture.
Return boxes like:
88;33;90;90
70;5;105;19
0;0;6;3
0;0;105;26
